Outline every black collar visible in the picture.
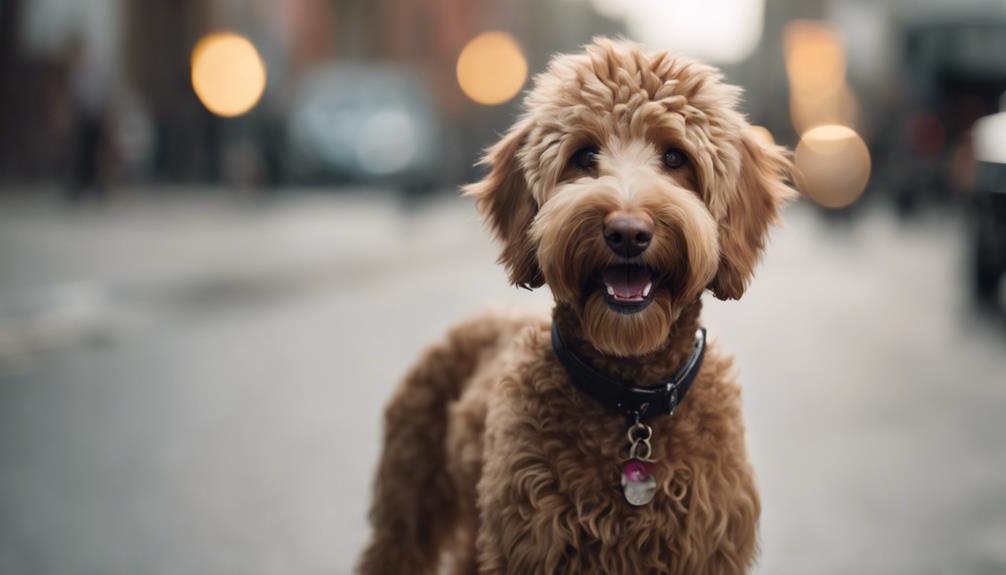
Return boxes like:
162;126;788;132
550;321;706;421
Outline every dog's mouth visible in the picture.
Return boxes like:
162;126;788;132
597;264;656;314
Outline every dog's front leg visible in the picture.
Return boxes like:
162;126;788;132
473;384;575;575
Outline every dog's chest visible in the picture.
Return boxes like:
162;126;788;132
514;423;697;568
476;354;757;573
527;402;694;521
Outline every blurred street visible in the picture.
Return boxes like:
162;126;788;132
0;190;1004;575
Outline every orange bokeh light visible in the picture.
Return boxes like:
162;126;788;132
795;124;871;209
456;32;528;106
191;32;267;118
789;83;860;135
783;20;860;136
784;20;846;101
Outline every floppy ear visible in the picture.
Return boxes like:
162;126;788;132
463;119;544;289
709;128;797;300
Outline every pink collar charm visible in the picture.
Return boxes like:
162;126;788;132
622;419;657;506
622;459;657;506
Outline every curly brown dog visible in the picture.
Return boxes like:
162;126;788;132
358;38;795;574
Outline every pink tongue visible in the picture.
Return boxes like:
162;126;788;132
602;265;651;298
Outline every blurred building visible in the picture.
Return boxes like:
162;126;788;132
0;0;622;190
1;0;1005;199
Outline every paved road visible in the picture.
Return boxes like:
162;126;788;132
0;190;1004;574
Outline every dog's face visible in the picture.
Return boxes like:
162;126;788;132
466;39;795;357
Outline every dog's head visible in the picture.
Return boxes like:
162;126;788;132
466;39;795;357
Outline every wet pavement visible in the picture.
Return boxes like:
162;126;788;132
0;190;1004;574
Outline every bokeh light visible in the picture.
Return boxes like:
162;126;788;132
973;111;1006;165
784;20;859;135
789;83;860;135
456;32;528;106
795;124;871;208
624;0;765;64
585;0;764;63
191;32;267;118
784;21;846;100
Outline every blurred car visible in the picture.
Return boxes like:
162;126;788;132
887;20;1006;214
284;64;443;193
971;110;1006;304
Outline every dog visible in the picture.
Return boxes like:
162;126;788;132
358;38;795;574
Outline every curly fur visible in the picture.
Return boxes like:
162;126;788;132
358;38;795;574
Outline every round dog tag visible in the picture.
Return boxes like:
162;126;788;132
621;460;657;506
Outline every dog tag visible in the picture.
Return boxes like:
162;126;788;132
621;460;657;506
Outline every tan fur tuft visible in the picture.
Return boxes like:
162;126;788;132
463;119;544;289
710;129;797;300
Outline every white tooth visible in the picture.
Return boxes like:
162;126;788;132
606;285;615;296
643;282;652;297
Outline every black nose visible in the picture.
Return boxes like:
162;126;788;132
604;214;654;258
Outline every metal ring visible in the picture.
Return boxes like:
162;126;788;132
629;439;652;461
627;422;652;443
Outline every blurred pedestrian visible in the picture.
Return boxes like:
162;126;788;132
67;37;109;203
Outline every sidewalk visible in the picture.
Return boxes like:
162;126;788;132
1;191;1004;574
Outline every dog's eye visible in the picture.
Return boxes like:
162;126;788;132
662;148;688;170
570;147;600;171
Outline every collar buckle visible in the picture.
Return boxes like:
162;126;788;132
551;322;707;420
666;383;679;416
